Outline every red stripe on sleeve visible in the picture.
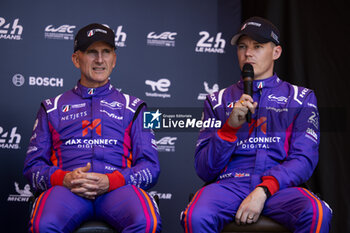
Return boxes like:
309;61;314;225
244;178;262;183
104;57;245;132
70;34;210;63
106;170;125;192
50;169;69;186
217;120;241;142
257;176;280;196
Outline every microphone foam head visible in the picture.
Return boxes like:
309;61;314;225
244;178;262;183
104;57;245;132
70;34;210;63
242;63;254;78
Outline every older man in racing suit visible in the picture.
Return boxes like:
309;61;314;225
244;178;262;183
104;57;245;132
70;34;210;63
181;17;332;233
24;23;161;233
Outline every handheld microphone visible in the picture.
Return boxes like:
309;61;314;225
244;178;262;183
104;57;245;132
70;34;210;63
242;63;254;123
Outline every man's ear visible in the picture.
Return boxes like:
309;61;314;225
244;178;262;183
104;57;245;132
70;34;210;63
273;45;282;61
72;52;80;68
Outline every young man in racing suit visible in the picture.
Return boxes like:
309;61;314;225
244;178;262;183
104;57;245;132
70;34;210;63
24;23;161;233
181;17;332;233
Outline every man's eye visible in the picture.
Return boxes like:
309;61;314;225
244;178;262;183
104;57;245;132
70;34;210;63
238;45;246;49
87;50;97;54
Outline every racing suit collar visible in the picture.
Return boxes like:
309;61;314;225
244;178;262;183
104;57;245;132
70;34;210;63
238;73;281;92
74;80;114;98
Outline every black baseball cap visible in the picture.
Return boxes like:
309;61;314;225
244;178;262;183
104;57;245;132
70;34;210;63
231;16;280;45
74;23;115;52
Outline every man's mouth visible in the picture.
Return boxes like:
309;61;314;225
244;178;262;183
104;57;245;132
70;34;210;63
93;67;105;71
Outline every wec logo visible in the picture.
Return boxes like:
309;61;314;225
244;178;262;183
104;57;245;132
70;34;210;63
147;31;177;47
156;137;177;145
44;24;76;40
148;32;177;40
45;25;76;33
156;137;177;152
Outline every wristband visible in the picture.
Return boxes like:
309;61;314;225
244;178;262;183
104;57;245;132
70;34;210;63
259;185;271;198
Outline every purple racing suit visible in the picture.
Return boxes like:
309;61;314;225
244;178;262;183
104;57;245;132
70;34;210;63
24;81;161;233
181;74;332;233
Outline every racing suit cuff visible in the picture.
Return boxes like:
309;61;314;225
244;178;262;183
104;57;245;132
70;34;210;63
106;171;125;192
217;120;241;142
50;169;70;186
257;176;280;196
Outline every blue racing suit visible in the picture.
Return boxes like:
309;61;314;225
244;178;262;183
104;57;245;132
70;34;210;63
181;74;332;233
24;81;161;233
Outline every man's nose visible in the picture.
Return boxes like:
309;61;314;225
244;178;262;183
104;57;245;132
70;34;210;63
245;47;253;57
95;52;103;63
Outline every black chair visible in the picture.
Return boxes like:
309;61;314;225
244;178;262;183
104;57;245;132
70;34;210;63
73;221;116;233
221;216;290;233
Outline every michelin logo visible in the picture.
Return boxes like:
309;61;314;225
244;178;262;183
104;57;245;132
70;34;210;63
197;81;219;100
7;182;33;202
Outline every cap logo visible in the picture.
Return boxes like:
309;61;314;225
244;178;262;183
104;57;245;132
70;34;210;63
246;22;261;27
271;31;279;43
87;28;108;37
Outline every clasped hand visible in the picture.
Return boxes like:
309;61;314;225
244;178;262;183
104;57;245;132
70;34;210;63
63;162;109;199
228;94;258;128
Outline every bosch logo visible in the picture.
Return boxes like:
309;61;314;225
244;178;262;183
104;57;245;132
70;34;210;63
12;74;25;87
29;76;63;87
12;74;64;87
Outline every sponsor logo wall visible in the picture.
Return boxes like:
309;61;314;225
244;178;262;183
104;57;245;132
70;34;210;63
0;1;241;232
